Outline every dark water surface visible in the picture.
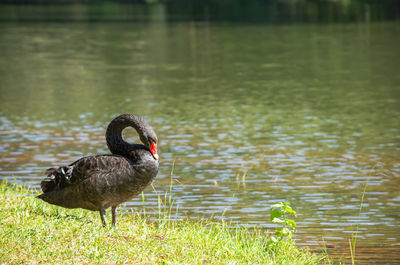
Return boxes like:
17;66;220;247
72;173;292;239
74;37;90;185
1;17;400;263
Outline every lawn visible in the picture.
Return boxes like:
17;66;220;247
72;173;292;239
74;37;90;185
0;182;324;264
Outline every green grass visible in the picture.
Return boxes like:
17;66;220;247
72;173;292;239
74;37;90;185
0;182;324;264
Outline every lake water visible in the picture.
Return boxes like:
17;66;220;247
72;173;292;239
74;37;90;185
0;6;399;264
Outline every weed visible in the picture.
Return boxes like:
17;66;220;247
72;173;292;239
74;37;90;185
270;202;297;243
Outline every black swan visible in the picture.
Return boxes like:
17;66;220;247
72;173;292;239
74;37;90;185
37;114;159;227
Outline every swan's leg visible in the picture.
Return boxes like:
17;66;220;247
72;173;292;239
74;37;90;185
99;208;106;227
111;206;117;227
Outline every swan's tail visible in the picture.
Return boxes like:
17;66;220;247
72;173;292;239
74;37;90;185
39;166;73;193
36;165;96;211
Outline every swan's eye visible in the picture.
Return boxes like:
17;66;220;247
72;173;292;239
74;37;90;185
148;138;157;147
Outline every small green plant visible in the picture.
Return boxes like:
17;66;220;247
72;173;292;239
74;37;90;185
270;202;297;242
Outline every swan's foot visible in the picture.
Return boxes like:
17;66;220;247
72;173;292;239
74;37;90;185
99;208;106;227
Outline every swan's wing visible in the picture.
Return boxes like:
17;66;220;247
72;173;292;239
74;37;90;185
69;155;132;183
41;155;131;193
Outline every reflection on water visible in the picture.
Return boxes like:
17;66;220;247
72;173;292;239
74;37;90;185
0;19;400;264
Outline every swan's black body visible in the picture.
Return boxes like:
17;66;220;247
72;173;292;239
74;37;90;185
37;114;159;226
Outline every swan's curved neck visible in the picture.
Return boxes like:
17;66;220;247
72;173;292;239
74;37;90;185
105;114;146;156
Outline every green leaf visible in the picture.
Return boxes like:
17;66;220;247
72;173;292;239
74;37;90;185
282;203;297;217
281;228;293;238
272;217;284;224
270;208;282;221
275;227;283;236
270;202;284;209
285;219;297;229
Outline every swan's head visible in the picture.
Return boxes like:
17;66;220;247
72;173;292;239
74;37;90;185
140;127;159;160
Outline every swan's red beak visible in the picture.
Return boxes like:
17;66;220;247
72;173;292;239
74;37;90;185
150;141;159;160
